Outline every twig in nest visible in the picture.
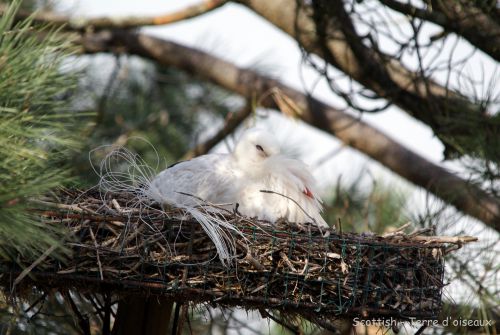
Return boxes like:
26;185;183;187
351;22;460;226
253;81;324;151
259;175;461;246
89;227;104;280
111;199;122;213
259;189;319;229
280;251;298;272
31;199;96;214
237;239;264;270
412;235;478;244
299;258;309;275
382;222;412;237
247;253;265;270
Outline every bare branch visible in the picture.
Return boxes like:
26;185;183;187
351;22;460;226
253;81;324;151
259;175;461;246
379;0;500;61
235;0;499;159
182;103;252;160
0;0;227;30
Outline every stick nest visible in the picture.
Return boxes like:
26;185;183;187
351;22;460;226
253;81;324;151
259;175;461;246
2;189;470;326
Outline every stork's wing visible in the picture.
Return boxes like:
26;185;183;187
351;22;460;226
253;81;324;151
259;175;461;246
147;154;236;207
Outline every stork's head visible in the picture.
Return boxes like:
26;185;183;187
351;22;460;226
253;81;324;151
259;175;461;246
233;128;281;166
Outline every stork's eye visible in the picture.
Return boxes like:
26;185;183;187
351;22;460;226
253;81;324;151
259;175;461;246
256;145;264;152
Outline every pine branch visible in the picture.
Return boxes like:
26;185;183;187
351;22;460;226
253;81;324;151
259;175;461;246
0;1;89;261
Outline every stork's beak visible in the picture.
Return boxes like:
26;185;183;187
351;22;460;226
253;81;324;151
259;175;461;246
258;150;269;158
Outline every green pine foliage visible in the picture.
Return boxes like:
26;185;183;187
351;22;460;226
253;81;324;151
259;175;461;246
0;1;88;261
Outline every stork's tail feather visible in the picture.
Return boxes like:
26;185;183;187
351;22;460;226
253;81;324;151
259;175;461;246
90;143;243;266
180;204;242;266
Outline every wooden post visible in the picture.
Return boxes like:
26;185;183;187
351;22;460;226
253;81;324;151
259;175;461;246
112;297;173;335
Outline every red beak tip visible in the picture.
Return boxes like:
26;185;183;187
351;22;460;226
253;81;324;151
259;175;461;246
303;188;314;198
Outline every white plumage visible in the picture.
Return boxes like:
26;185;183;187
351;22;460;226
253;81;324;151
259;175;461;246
148;153;236;208
148;128;328;228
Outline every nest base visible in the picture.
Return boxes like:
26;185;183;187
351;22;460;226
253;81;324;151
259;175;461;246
0;189;449;327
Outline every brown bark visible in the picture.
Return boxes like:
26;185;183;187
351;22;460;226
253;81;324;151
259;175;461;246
1;0;227;30
182;104;252;160
74;30;500;230
235;0;499;158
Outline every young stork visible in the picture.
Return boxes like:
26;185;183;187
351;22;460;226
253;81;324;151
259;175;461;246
147;128;328;228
